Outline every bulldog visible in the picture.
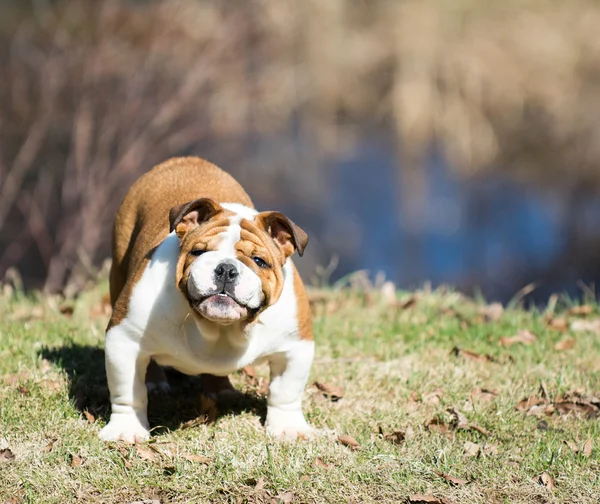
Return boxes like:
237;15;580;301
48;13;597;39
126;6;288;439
99;157;314;442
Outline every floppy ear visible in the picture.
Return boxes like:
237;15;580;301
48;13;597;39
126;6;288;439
169;198;221;238
256;211;308;257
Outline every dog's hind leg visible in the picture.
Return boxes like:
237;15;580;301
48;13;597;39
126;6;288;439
145;359;171;393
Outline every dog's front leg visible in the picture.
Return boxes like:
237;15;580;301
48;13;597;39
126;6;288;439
99;325;151;443
265;340;315;440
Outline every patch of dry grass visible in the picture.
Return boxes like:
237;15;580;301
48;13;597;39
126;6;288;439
0;281;599;503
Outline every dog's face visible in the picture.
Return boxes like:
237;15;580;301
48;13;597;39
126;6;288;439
170;199;308;325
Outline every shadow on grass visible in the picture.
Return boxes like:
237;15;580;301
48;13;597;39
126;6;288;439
40;344;267;433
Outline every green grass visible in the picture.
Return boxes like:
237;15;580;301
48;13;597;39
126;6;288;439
0;281;599;503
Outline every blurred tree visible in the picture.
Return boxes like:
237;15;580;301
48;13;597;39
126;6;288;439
2;0;600;291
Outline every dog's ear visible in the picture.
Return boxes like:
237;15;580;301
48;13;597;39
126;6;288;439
256;211;308;258
169;198;221;238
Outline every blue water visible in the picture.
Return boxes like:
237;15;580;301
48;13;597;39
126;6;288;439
319;138;596;303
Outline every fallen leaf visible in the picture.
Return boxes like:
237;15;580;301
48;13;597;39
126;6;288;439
583;438;593;458
59;305;74;317
423;388;444;405
571;319;600;334
516;396;545;412
435;470;469;487
383;430;405;445
499;330;537;347
313;381;344;401
90;293;112;318
43;439;56;453
255;477;265;491
539;381;550;402
555;338;576;351
337;435;360;450
135;443;157;462
83;410;95;424
554;401;600;419
425;417;450;435
70;454;83;468
470;387;498;403
535;472;555;490
547;317;568;331
407;494;455;504
314;457;332;469
448;407;468;429
183;454;211;464
567;305;593;316
463;441;480;457
0;448;15;463
451;347;493;363
397;296;417;310
479;303;504;322
468;424;491;436
273;491;294;503
564;440;579;454
483;444;499;456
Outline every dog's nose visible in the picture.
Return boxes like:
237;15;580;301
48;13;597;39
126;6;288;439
214;262;239;283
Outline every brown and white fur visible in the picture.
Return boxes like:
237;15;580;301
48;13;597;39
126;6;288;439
100;157;314;442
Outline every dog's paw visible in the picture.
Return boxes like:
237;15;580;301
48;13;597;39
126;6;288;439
265;406;314;441
99;413;150;443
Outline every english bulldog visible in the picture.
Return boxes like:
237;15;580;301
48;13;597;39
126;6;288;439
99;157;314;442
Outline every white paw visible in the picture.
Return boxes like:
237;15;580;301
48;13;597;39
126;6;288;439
265;405;314;440
99;413;150;443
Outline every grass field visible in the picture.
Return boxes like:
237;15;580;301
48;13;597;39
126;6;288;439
0;278;599;503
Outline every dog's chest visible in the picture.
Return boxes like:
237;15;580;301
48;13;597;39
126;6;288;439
131;235;300;375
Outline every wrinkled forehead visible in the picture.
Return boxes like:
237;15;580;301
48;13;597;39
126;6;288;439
180;203;270;253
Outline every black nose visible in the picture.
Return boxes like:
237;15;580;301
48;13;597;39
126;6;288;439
214;262;239;283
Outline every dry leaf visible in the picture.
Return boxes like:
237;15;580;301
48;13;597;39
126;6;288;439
535;472;555;490
59;305;74;317
567;305;593;316
273;492;294;503
183;454;211;464
0;448;15;464
337;435;360;449
435;470;469;487
451;347;493;363
464;441;480;457
583;438;593;458
554;401;600;419
564;440;579;454
383;430;406;444
479;303;504;322
314;457;332;469
499;330;537;347
448;407;468;429
43;439;56;453
468;424;491;436
470;387;498;403
547;317;568;331
70;454;83;468
83;410;95;424
571;319;600;334
555;338;576;351
313;381;344;401
425;417;449;435
135;443;157;462
516;396;545;412
408;494;455;504
255;477;265;491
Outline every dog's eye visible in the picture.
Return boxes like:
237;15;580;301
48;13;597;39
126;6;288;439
252;256;270;268
190;249;206;257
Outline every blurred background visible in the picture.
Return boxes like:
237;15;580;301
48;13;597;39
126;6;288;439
2;0;600;303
